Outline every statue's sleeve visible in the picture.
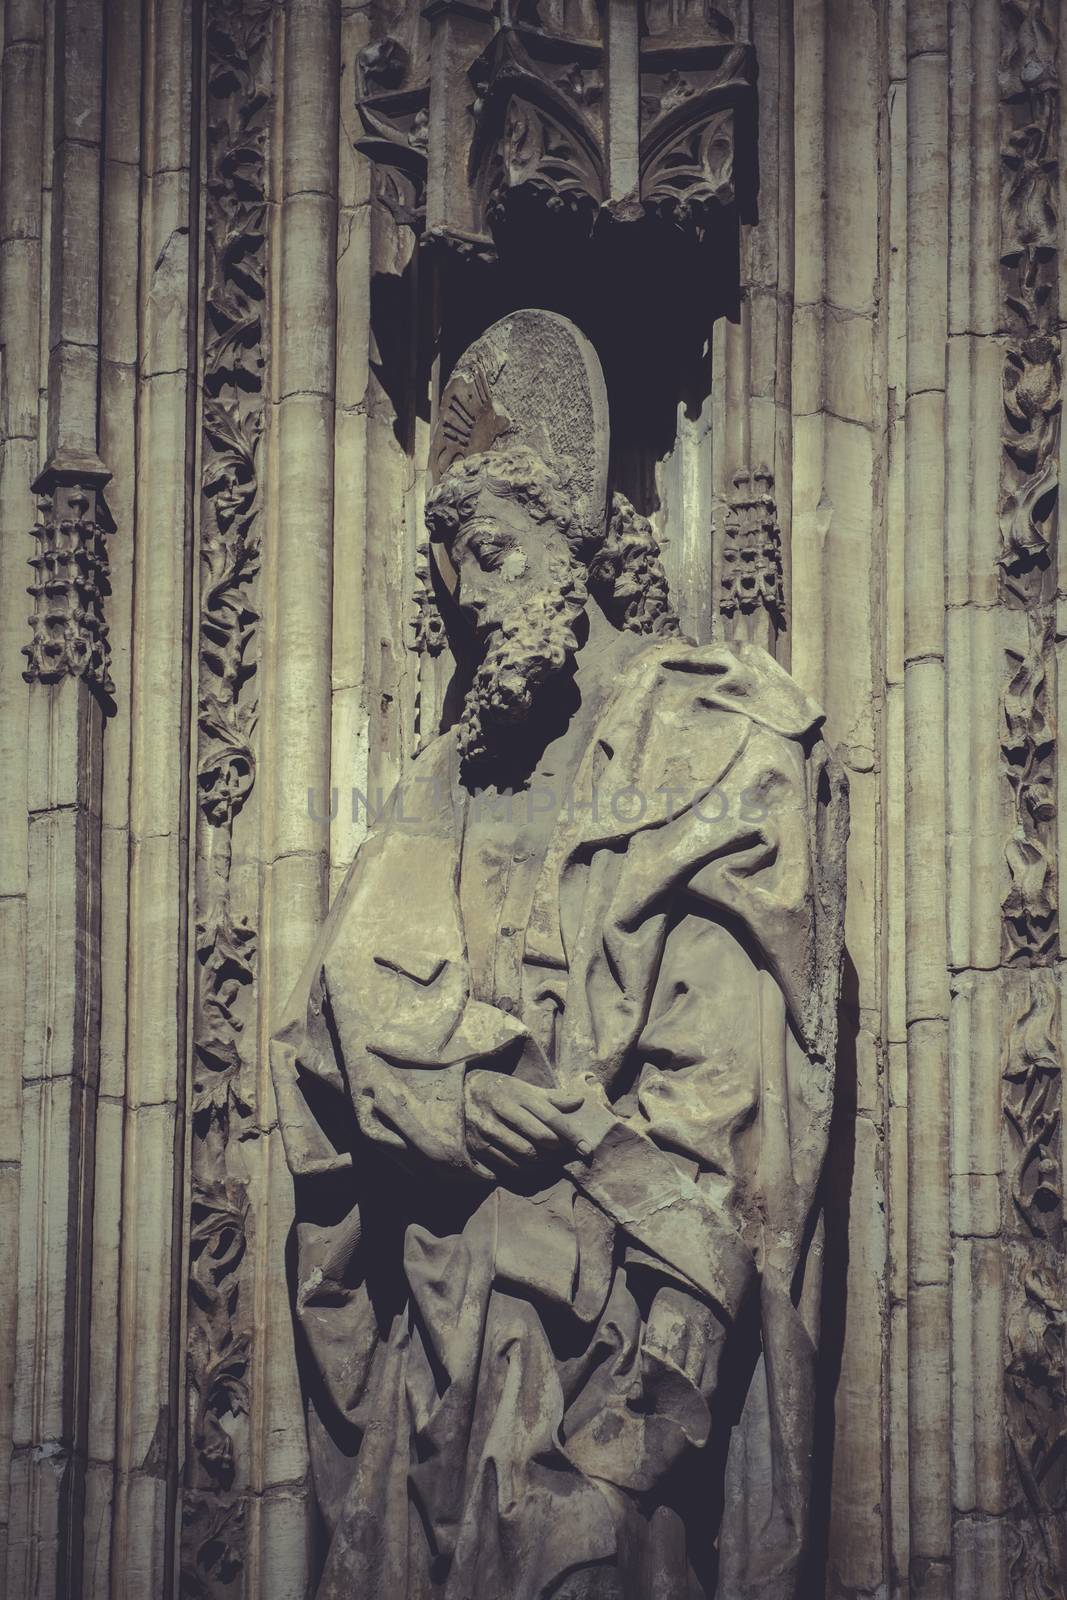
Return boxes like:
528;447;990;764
619;714;846;1289
271;787;536;1182
630;911;763;1221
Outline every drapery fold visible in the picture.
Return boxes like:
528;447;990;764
270;638;848;1598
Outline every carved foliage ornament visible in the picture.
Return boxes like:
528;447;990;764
997;3;1065;1590
1003;974;1066;1591
997;0;1060;967
997;0;1060;590
182;1;273;1594
1003;972;1063;1249
1001;614;1057;960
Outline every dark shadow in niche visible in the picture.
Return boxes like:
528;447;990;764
428;199;742;507
429;544;477;738
801;946;861;1599
367;246;435;455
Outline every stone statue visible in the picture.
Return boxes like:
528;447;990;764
270;312;849;1600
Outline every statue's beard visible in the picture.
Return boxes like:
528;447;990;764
458;565;588;776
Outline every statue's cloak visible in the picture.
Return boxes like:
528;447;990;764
270;638;849;1600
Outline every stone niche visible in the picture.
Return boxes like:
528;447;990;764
0;2;1064;1600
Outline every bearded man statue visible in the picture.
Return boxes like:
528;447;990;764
270;311;849;1600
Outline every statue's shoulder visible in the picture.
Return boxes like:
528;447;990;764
376;725;459;827
618;634;826;742
408;724;459;772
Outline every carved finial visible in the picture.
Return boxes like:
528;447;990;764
23;453;115;704
719;463;784;641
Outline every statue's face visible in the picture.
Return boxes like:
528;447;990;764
450;487;573;646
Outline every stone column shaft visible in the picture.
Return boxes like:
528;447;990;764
0;0;45;1569
6;2;110;1594
604;0;640;199
246;2;341;1589
108;0;197;1592
903;4;952;1597
943;0;1012;1591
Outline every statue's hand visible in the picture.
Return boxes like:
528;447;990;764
464;1071;588;1177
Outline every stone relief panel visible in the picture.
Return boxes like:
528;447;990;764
181;1;273;1593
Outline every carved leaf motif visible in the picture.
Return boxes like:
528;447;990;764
1001;451;1059;579
1004;829;1057;957
184;2;271;1588
556;61;601;108
198;696;257;827
998;633;1058;973
487;96;601;224
998;0;1062;1584
188;1179;251;1497
410;542;447;658
1003;124;1059;250
190;1332;252;1489
1004;337;1061;443
1006;1260;1067;1510
181;1495;246;1599
1002;991;1066;1583
358;35;408;94
999;0;1058;99
1002;623;1056;826
642;107;735;227
194;908;256;1119
1003;973;1063;1242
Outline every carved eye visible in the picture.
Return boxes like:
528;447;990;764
469;530;512;571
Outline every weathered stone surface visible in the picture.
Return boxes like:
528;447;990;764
270;312;849;1596
2;2;1065;1596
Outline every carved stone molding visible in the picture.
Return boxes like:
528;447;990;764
469;26;605;236
182;1;273;1593
23;453;115;703
354;10;756;264
996;2;1064;1589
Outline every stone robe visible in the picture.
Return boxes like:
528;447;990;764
270;638;848;1599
